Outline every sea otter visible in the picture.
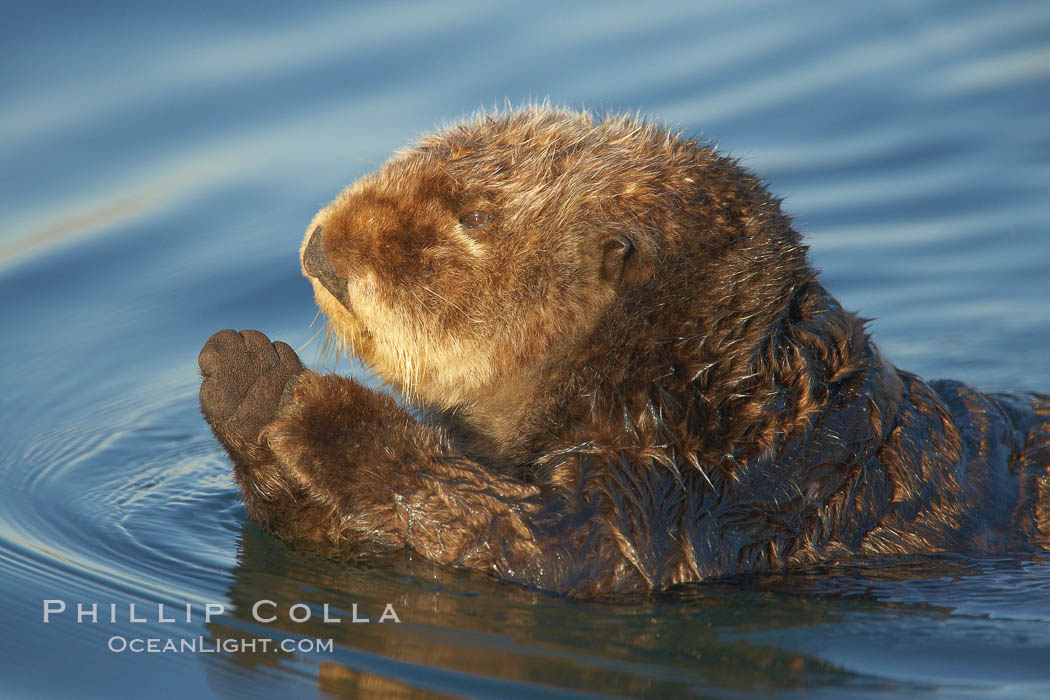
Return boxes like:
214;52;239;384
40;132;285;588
199;106;1050;597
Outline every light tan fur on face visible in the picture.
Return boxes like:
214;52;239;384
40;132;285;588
299;106;659;436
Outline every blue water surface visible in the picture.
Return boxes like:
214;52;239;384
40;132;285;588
2;1;1050;697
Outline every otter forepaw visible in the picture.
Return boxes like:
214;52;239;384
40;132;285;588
198;329;304;457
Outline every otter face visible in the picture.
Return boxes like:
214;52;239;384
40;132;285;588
299;127;641;410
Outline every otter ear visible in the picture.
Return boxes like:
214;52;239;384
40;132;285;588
601;235;650;286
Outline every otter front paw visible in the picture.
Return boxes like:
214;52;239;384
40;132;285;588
198;329;304;459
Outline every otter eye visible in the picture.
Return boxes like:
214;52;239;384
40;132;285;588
460;210;489;229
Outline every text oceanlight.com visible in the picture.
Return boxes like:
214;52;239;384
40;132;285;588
107;636;334;654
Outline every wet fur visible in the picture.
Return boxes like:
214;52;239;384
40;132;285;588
200;105;1050;597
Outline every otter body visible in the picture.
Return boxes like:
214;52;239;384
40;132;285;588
199;107;1050;597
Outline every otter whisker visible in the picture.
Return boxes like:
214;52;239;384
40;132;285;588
296;323;326;355
420;284;470;320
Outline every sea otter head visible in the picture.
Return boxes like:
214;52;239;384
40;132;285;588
301;106;816;451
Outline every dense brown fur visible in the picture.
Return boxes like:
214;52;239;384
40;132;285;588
199;105;1050;597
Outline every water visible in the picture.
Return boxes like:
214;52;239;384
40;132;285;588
2;1;1049;697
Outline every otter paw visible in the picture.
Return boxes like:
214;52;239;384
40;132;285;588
198;329;304;451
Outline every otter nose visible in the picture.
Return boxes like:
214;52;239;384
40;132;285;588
303;226;349;304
